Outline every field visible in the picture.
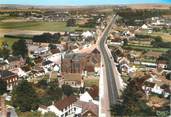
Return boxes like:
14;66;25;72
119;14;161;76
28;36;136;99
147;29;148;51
124;45;169;52
137;30;171;42
84;76;99;87
0;21;91;32
128;4;171;9
0;37;18;48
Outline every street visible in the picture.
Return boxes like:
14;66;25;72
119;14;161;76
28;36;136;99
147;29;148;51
98;15;123;116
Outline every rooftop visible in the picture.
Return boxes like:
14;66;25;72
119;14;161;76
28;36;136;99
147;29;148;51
74;100;98;116
54;96;77;111
0;70;17;79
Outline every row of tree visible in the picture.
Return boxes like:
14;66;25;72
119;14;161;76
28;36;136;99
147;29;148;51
32;33;61;43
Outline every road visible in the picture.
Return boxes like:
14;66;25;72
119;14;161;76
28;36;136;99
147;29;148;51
98;15;123;116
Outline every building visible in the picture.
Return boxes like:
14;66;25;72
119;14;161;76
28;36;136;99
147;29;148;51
38;96;77;117
157;60;168;69
58;73;84;88
74;100;99;117
3;56;25;70
0;70;18;91
61;48;100;74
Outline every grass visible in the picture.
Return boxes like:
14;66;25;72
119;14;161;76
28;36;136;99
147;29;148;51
0;21;92;32
124;45;169;52
138;31;171;42
16;111;41;117
0;37;18;48
84;78;99;87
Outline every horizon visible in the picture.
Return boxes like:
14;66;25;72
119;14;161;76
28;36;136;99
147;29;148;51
0;0;171;6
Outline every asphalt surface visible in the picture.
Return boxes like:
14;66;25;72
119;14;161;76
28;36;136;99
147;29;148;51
99;15;119;106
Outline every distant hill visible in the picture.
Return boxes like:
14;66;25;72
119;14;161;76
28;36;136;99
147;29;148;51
127;4;171;9
0;4;170;10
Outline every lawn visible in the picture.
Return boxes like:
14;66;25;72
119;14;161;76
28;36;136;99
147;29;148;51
0;37;18;48
84;78;99;87
0;21;92;32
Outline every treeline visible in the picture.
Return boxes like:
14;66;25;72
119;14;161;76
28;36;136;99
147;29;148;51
32;33;61;43
115;9;171;26
4;34;33;39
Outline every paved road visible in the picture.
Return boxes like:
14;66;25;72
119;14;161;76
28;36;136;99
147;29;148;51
98;15;121;116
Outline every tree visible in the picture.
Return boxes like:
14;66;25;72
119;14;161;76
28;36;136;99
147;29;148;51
25;57;35;67
62;84;73;96
0;79;7;95
111;76;155;116
0;48;10;59
47;81;63;101
67;19;76;27
12;80;39;112
12;39;28;58
37;79;48;89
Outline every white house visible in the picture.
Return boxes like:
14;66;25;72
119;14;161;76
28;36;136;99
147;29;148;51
143;81;170;98
38;105;48;115
81;31;95;40
42;60;55;73
79;91;99;105
80;91;93;103
38;96;77;117
34;47;49;56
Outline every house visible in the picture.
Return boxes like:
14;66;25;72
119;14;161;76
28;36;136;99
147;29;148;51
79;91;99;105
31;67;45;78
10;68;27;78
38;96;77;117
80;91;93;103
33;47;49;56
74;100;98;117
156;60;168;69
143;81;170;98
0;70;18;91
141;24;150;30
81;31;95;42
69;32;82;41
0;62;8;70
58;73;84;88
4;56;25;70
42;60;55;71
38;105;48;115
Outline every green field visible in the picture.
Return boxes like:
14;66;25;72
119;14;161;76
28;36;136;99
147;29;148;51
0;37;18;48
0;21;92;32
138;30;171;42
124;45;169;52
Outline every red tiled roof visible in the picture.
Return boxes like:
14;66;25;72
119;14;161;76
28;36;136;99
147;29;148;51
39;105;47;110
54;96;77;111
74;101;98;116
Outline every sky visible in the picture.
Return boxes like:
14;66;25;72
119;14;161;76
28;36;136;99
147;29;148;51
0;0;171;6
